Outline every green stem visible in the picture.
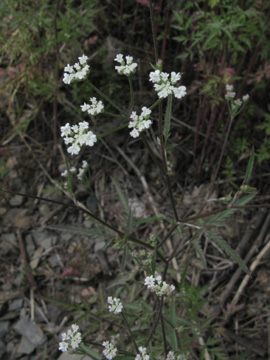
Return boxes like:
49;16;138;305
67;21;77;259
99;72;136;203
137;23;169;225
121;312;139;353
103;111;123;118
149;97;163;111
161;314;168;357
1;188;157;252
140;133;166;177
97;123;129;139
128;76;134;111
86;80;125;115
145;297;163;347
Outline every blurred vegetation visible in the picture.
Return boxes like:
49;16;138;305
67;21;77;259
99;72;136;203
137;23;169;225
0;0;270;181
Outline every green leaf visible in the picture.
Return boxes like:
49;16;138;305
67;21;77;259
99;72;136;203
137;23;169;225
80;344;102;360
209;232;250;275
163;94;172;145
243;146;255;185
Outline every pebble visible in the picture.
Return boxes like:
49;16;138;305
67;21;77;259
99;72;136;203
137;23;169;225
9;194;24;207
38;204;51;216
0;340;5;358
94;238;106;252
9;298;23;311
0;321;9;338
13;316;46;346
17;336;36;355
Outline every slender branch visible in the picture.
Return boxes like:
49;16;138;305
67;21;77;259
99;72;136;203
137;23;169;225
86;80;125;115
128;76;134;111
149;0;158;63
156;223;178;250
145;297;163;347
121;312;139;353
161;314;168;356
97;123;129;139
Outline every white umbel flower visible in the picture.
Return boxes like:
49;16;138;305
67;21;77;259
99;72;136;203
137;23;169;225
128;107;152;138
63;55;89;84
59;324;82;352
80;97;104;115
103;341;117;360
144;274;175;297
149;70;186;99
107;297;123;314
61;121;97;155
114;53;138;76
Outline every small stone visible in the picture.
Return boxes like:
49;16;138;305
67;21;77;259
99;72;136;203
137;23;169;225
48;254;61;268
0;207;7;216
39;204;50;216
0;321;9;338
30;247;44;269
16;336;36;354
0;339;5;358
13;316;46;346
9;195;24;207
94;238;106;252
9;298;23;311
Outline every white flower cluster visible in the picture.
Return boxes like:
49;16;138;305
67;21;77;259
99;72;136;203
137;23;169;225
128;107;152;138
80;97;104;115
61;122;97;155
149;70;187;99
63;55;89;84
61;161;88;180
165;351;189;360
144;274;175;297
225;84;249;114
107;296;123;314
59;324;82;352
114;54;138;76
61;167;76;177
103;341;117;360
135;347;150;360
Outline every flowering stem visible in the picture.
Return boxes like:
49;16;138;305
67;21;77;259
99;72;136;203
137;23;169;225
103;111;123;118
161;314;168;357
140;133;166;176
128;76;134;111
86;80;125;115
97;123;129;139
140;133;179;221
121;312;139;353
145;296;163;347
149;0;158;64
149;97;163;111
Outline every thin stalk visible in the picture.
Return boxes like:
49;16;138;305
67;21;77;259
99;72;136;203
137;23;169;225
149;0;159;63
103;111;124;118
1;188;156;252
86;80;125;115
140;133;179;221
140;133;166;176
156;223;178;250
128;76;134;111
161;314;168;357
121;312;139;353
158;102;168;172
145;297;163;347
149;97;163;110
97;123;129;139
